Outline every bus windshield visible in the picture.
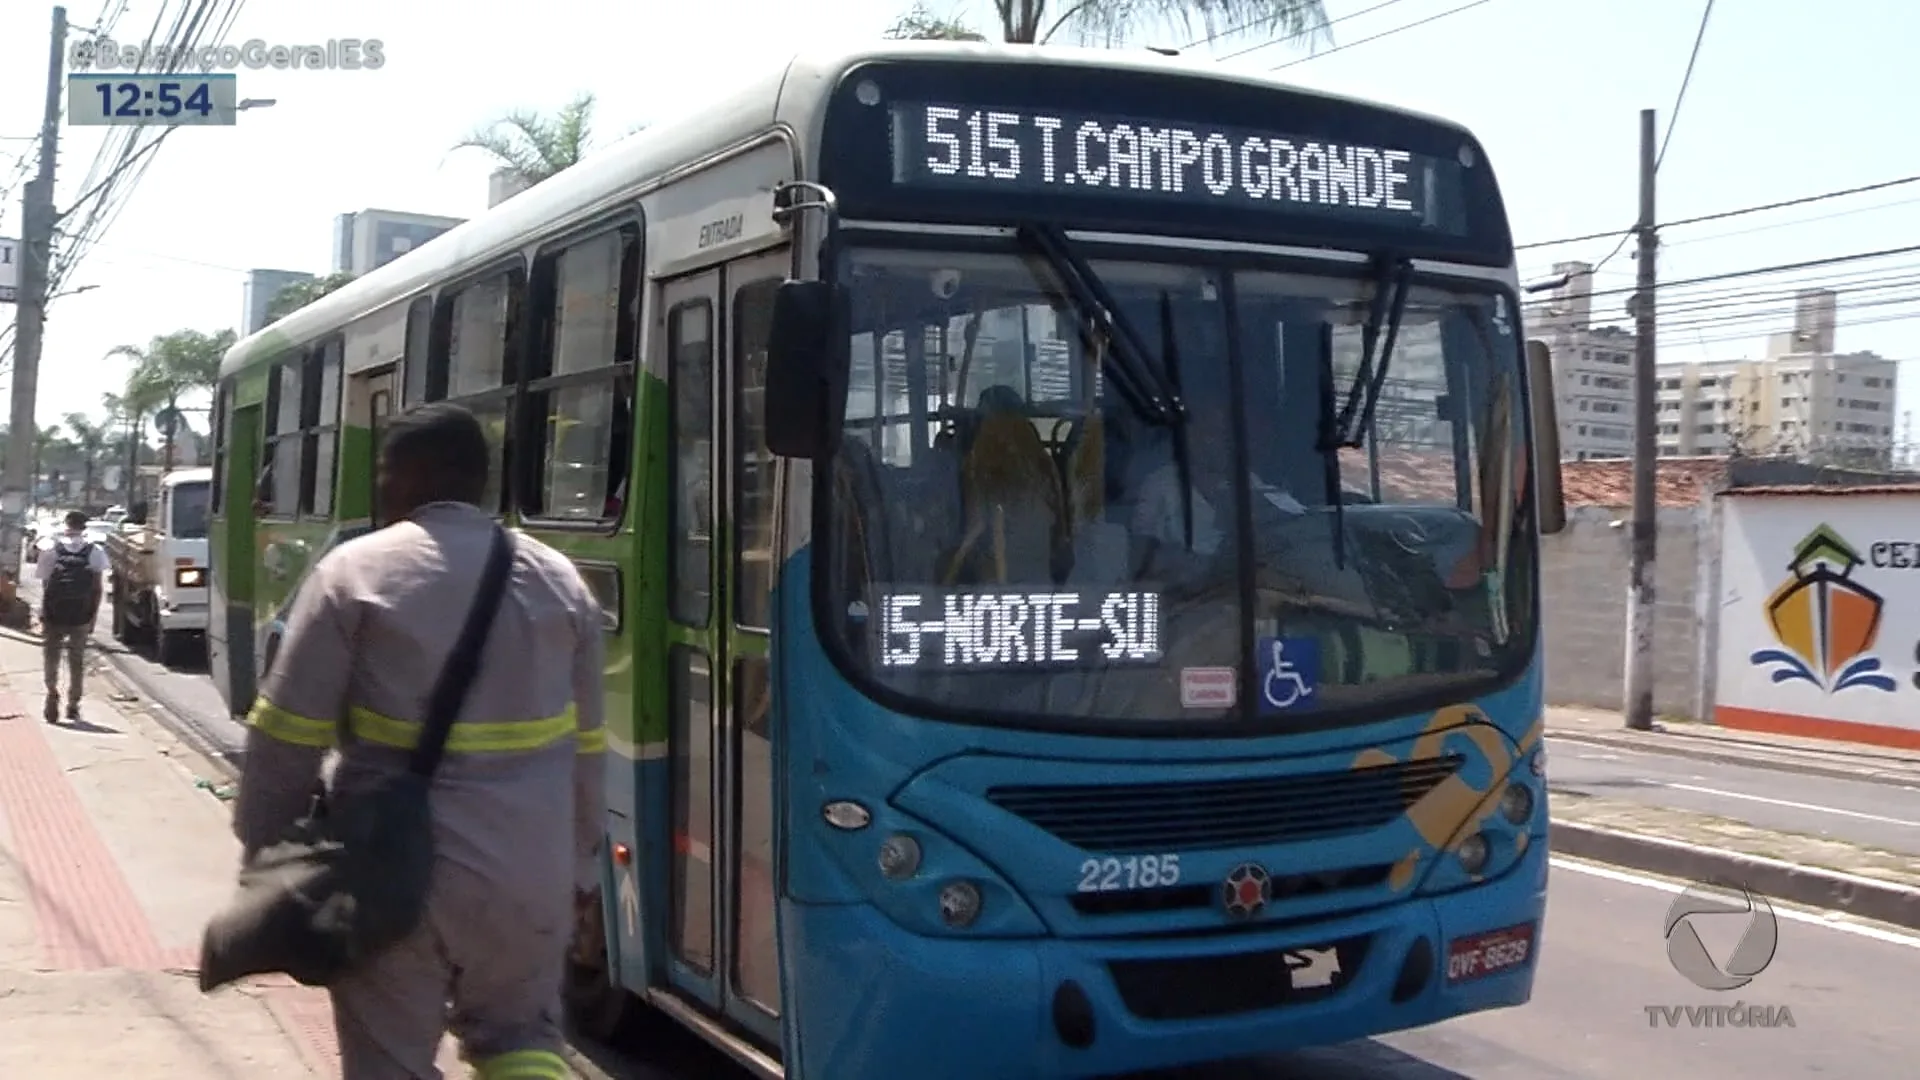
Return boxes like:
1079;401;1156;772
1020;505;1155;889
818;244;1535;728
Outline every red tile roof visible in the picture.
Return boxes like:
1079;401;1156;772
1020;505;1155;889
1560;457;1727;509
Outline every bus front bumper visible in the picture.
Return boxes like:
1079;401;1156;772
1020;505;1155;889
783;837;1547;1080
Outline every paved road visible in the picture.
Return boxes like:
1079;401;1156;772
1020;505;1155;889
1547;733;1920;855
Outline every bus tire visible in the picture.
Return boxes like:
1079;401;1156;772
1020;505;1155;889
563;956;637;1042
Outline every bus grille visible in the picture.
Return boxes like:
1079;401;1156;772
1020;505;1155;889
986;755;1464;854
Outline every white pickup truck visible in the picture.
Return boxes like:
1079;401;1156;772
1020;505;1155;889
105;467;212;666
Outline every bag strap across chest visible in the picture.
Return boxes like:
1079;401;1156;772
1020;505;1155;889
408;526;515;779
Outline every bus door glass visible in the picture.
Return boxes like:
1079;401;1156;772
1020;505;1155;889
363;366;396;526
661;268;724;1010
721;252;785;1030
657;252;789;1038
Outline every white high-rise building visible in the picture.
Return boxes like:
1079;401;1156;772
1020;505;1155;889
332;208;465;276
1523;261;1635;460
1654;291;1897;467
240;268;314;336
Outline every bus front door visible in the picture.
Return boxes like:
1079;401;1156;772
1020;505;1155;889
656;252;787;1051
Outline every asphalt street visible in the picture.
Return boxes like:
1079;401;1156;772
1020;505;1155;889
1547;734;1920;855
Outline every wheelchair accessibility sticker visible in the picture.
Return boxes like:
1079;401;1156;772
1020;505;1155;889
1255;637;1320;715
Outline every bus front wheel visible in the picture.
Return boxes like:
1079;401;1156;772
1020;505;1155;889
564;893;637;1041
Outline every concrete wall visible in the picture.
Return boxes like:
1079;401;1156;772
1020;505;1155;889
1541;505;1704;717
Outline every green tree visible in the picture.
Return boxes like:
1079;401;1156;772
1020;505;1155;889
112;328;236;474
267;272;357;323
62;412;108;506
452;92;602;188
887;3;988;40
885;0;1330;48
33;424;66;502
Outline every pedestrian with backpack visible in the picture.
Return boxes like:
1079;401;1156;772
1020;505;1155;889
36;510;109;722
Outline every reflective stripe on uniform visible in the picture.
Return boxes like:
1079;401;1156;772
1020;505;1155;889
246;698;337;749
471;1048;571;1079
576;726;606;754
346;704;596;755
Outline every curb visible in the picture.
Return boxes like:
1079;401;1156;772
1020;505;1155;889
1548;731;1920;788
1550;819;1920;931
92;641;242;782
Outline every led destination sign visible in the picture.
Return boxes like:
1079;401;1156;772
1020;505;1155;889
875;588;1163;671
892;102;1455;229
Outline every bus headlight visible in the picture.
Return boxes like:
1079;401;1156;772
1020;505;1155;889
877;834;922;880
1456;833;1491;875
1499;783;1535;824
175;567;204;588
938;880;983;928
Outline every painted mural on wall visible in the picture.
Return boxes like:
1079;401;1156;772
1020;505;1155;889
1716;493;1920;745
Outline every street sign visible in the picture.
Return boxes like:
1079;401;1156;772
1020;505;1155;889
0;236;16;304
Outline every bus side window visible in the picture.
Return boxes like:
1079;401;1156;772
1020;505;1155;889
521;223;640;523
262;356;303;517
297;338;342;517
435;263;524;516
211;382;228;513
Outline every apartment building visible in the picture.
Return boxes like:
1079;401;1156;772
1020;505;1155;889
1523;261;1635;460
332;208;466;276
239;268;314;336
1654;290;1898;466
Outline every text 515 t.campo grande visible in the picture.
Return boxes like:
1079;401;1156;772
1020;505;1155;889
67;73;239;127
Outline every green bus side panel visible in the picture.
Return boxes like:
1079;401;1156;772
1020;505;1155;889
524;371;671;754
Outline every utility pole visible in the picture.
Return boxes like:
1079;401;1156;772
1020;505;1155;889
3;5;67;574
1624;107;1659;731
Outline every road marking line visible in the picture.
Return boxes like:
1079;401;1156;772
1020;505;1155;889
1549;856;1920;950
1660;782;1920;828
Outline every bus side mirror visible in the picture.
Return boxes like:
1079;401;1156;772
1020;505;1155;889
1526;340;1567;535
764;280;851;460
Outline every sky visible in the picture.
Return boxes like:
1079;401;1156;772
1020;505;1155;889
2;0;1917;445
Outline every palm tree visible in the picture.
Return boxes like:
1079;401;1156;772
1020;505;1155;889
112;328;236;474
267;272;357;324
62;412;107;506
885;0;1330;48
887;4;988;40
32;424;64;502
452;92;601;189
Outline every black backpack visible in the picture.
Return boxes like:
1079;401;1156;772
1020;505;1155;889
42;542;100;628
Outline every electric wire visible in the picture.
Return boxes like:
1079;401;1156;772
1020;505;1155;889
1270;0;1495;71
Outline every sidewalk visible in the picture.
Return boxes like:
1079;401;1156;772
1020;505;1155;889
1545;704;1920;785
0;623;462;1077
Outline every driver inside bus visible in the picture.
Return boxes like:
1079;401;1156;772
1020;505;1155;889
1128;402;1305;560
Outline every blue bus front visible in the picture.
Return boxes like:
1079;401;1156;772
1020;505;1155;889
770;57;1548;1079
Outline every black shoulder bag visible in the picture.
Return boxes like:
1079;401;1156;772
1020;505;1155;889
199;526;515;992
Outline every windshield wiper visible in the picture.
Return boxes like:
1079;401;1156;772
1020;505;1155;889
1331;254;1414;449
1017;224;1195;546
1317;255;1413;567
1017;225;1183;426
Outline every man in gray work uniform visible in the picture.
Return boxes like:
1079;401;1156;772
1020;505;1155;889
230;403;608;1079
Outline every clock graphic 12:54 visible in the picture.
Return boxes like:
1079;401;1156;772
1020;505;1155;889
67;73;237;126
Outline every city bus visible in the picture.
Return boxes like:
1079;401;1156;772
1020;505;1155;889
208;42;1567;1079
